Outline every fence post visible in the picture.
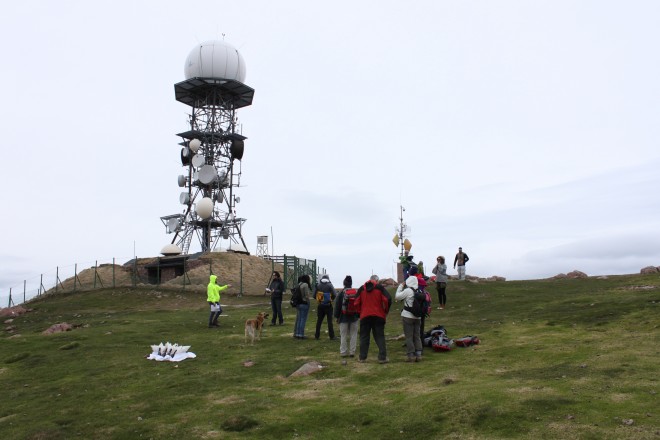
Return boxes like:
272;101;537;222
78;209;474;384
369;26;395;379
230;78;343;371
112;258;116;289
23;280;26;304
8;289;12;308
56;267;59;293
239;260;243;297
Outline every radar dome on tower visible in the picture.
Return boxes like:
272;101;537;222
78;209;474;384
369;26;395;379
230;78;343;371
184;40;247;82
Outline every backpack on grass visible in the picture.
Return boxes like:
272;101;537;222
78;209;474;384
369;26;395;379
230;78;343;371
454;336;480;347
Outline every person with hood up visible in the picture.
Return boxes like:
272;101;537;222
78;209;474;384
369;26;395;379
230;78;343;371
333;275;359;357
207;275;230;328
395;275;423;362
354;275;393;363
314;274;336;340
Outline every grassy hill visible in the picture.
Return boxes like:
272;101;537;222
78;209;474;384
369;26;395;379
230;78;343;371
1;274;658;439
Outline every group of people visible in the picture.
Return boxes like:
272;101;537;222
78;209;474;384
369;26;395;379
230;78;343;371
206;246;471;362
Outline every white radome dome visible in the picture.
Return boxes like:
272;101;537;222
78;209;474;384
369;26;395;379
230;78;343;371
184;40;246;82
196;197;214;219
161;244;182;256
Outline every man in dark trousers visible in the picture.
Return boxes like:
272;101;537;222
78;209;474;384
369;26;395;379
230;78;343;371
355;275;393;364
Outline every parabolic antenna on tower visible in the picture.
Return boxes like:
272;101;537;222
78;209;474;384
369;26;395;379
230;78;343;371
184;40;246;82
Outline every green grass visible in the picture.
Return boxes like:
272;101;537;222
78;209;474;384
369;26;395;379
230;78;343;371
1;275;659;439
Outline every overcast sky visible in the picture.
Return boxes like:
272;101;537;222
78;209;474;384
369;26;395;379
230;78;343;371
2;0;659;302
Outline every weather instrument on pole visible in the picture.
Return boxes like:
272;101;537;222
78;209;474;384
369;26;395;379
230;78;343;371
160;40;254;255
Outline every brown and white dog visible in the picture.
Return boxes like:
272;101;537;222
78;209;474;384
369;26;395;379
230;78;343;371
245;312;269;344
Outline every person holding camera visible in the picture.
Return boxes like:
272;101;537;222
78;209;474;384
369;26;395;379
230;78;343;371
266;271;285;326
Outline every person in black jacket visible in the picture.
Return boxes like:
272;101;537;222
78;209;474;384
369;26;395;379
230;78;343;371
314;274;336;340
267;271;285;326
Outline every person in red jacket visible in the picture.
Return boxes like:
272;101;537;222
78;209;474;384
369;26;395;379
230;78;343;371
354;275;393;364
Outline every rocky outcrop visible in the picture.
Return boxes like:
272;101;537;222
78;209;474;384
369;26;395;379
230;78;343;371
42;323;74;335
566;270;588;279
0;306;30;317
640;266;660;274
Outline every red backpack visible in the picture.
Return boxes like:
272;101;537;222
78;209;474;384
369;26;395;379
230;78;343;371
341;288;359;315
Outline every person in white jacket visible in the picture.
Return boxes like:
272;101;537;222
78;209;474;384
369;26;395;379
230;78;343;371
395;275;423;362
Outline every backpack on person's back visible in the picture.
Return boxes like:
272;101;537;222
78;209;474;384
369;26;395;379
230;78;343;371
341;288;359;315
316;290;335;305
404;288;431;318
290;285;303;308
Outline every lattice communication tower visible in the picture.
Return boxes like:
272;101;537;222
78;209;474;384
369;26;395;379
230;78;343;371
160;40;254;255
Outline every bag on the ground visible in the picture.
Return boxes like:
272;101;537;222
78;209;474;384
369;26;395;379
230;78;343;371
432;334;454;352
423;325;446;347
404;288;430;318
341;288;359;315
454;335;480;347
290;285;303;308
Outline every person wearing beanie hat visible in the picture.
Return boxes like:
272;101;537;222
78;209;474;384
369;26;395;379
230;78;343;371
334;275;359;357
314;274;336;340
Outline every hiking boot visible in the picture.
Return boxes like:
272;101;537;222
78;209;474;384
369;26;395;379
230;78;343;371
406;356;415;363
378;358;390;364
358;358;366;363
415;356;422;362
269;323;276;326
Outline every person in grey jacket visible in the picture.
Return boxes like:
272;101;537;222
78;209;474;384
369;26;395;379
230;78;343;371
395;275;423;362
431;256;448;309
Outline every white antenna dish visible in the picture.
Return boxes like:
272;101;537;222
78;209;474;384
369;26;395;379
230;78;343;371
196;197;214;219
179;192;190;205
166;217;181;233
198;164;218;185
189;138;201;153
191;154;205;168
184;40;247;82
161;243;182;256
177;175;186;187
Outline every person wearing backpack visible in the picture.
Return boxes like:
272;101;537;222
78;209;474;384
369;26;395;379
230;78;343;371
314;274;336;340
333;275;359;357
293;274;312;339
354;275;392;364
395;275;424;362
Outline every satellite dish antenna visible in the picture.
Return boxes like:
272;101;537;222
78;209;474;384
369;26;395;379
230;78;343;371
230;139;244;160
189;138;201;153
235;196;241;203
161;243;182;256
180;147;191;165
191;154;205;168
179;192;190;205
198;164;218;185
167;217;181;233
196;197;214;219
177;175;186;187
216;192;223;202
